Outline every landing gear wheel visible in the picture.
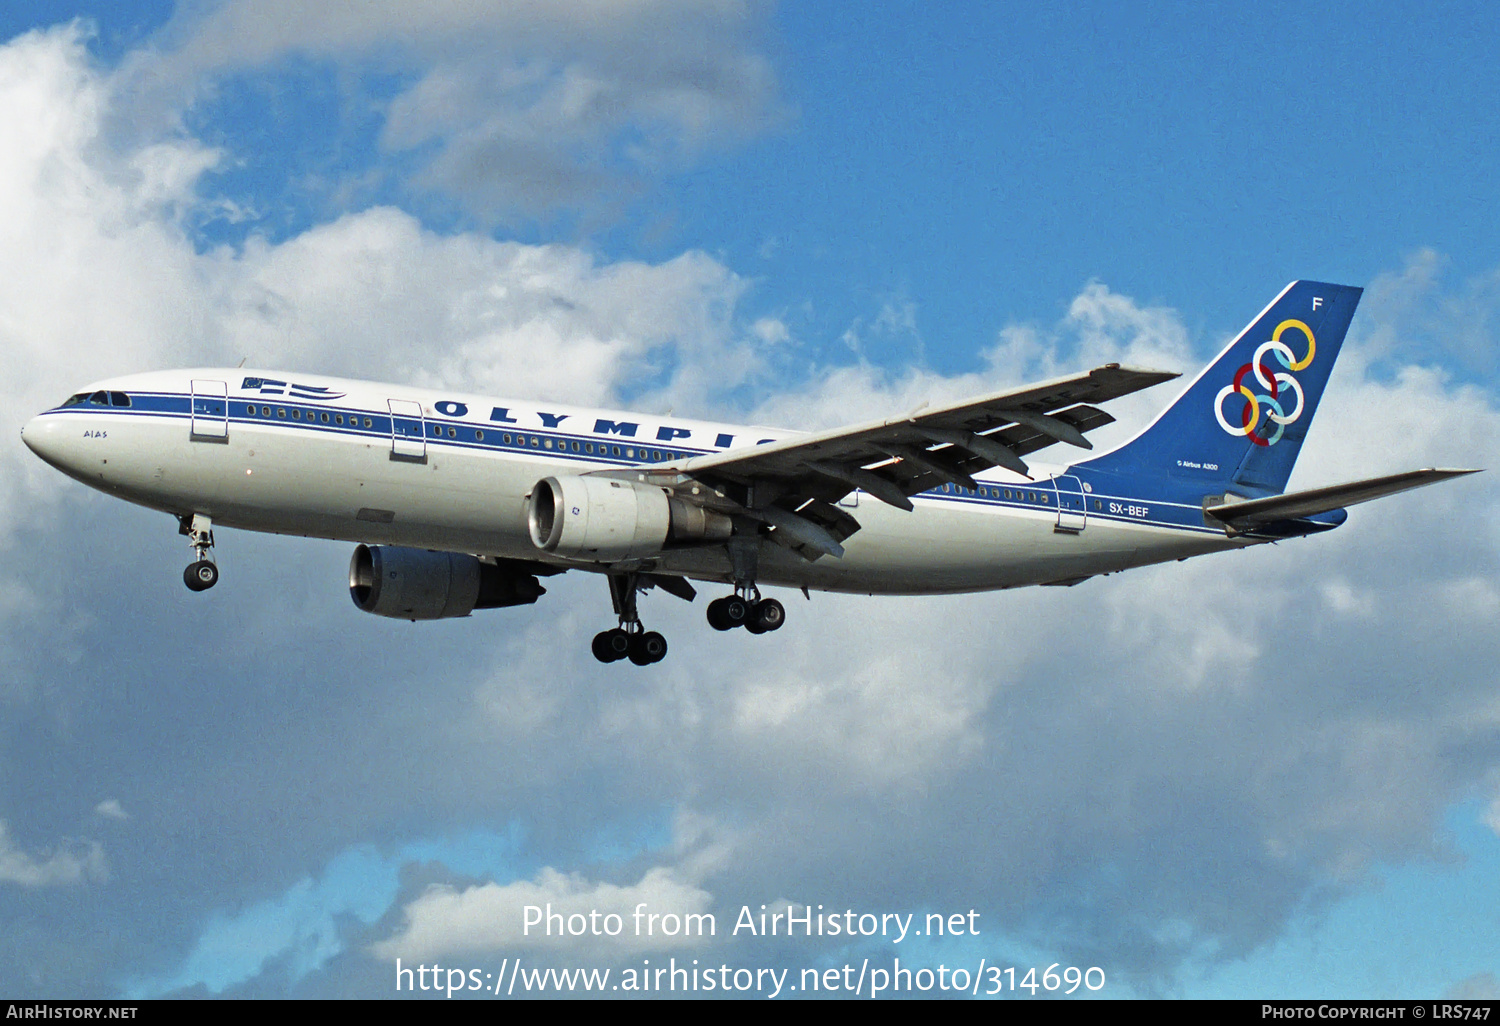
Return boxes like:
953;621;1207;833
593;628;631;663
184;561;218;592
592;631;615;663
753;598;785;632
721;595;750;628
628;631;668;666
706;597;734;631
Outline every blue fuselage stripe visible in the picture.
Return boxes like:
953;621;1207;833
44;396;1242;537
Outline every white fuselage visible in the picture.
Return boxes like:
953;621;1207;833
21;369;1247;595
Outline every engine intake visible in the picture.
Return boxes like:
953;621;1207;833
528;476;731;562
349;545;545;620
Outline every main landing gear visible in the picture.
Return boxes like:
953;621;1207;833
592;572;668;666
705;537;784;635
178;513;219;592
589;546;790;666
706;587;785;634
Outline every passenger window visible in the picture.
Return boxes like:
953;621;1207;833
448;427;456;438
503;434;513;445
475;430;484;441
321;412;330;423
277;409;286;418
335;414;344;425
584;443;594;454
543;438;553;449
362;417;372;428
262;406;271;416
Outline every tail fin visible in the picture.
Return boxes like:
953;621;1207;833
1077;280;1362;496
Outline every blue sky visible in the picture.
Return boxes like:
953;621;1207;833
0;0;1497;1000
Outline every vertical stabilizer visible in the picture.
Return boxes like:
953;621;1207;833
1078;281;1362;496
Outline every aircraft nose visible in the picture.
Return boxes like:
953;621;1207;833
20;413;72;469
20;416;39;454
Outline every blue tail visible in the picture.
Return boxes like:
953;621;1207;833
1078;280;1362;496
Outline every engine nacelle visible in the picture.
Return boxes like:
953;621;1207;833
349;545;545;620
528;475;732;562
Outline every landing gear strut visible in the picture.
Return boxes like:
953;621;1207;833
592;571;667;665
178;513;219;592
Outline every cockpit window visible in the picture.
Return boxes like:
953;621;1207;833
59;390;130;409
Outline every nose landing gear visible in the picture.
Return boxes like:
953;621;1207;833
178;514;219;592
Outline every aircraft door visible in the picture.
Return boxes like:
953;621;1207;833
1054;474;1087;533
190;379;229;441
388;399;426;461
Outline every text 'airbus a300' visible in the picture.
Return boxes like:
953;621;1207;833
21;281;1479;665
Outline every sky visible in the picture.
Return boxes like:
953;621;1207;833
1;0;1498;1001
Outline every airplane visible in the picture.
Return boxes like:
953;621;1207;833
19;280;1479;666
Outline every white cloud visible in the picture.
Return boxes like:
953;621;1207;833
94;799;128;821
372;865;714;961
0;820;105;887
208;212;755;409
121;0;782;223
750;316;788;345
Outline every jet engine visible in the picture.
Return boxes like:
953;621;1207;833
349;545;545;620
528;475;732;562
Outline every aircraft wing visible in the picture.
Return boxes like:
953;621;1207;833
659;364;1178;559
1204;468;1482;533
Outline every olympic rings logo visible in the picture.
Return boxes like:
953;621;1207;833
1213;319;1316;447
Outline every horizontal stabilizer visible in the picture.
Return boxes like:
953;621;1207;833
1205;468;1481;531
